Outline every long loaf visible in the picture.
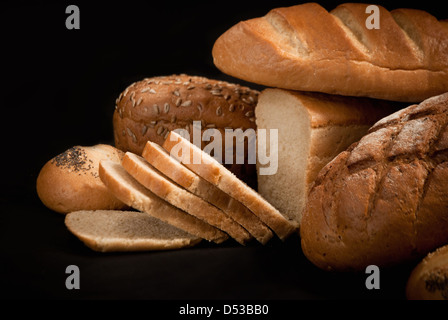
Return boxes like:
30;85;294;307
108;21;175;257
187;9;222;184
212;3;448;102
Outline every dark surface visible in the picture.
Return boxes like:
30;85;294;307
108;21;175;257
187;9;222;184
1;0;443;302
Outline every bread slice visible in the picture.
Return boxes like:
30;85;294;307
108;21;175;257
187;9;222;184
162;131;298;241
255;89;397;224
121;152;252;245
98;160;228;244
65;210;202;252
142;141;273;244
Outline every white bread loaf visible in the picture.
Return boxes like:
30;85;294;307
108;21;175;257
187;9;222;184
212;3;448;102
36;144;127;214
141;141;274;244
121;152;252;245
65;210;202;252
98;159;229;244
162;131;298;241
406;244;448;300
255;89;397;224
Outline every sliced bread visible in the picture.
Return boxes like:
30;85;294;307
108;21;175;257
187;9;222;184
121;152;252;245
98;160;229;244
162;131;298;240
65;210;202;252
142;141;273;244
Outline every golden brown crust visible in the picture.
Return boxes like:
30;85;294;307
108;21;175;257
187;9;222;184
406;244;448;300
36;145;127;214
113;74;259;188
300;93;448;271
212;3;448;102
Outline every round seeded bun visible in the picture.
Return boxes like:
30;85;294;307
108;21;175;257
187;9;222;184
113;74;259;188
406;244;448;300
36;144;128;214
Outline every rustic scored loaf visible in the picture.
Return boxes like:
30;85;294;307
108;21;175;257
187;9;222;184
300;92;448;271
113;74;259;188
212;3;448;102
255;89;396;224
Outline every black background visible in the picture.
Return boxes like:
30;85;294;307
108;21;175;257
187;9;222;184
0;0;445;306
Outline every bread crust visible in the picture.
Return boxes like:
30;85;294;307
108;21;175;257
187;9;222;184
212;3;448;102
113;74;259;187
36;144;127;214
406;244;448;300
300;92;448;271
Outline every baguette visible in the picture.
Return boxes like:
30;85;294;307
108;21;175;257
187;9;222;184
212;3;448;102
121;152;252;245
98;160;228;244
163;131;298;241
142;141;273;244
300;92;448;271
65;210;202;252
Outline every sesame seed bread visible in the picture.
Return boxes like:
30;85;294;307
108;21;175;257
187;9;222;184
121;152;252;245
65;210;202;252
212;3;448;102
142;141;274;244
255;89;397;224
406;244;448;300
98;159;229;244
36;144;127;214
300;92;448;271
163;131;298;241
113;74;259;188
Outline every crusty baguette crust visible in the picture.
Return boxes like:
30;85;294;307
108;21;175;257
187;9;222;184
163;131;298;241
142;141;274;244
212;3;448;102
98;160;228;244
300;93;448;271
65;210;202;252
121;152;252;245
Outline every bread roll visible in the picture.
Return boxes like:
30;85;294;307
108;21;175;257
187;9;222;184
113;74;259;188
406;244;448;300
300;92;448;271
212;3;448;102
255;89;396;223
36;144;127;214
65;210;202;252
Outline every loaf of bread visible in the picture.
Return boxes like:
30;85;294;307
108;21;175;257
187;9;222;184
300;92;448;271
406;244;448;300
98;159;229;244
36;144;127;214
65;210;202;252
142;141;273;244
255;89;396;224
113;74;259;188
212;3;448;102
163;131;298;241
121;152;252;245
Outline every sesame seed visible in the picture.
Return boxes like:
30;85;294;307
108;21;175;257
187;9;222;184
229;104;235;112
181;100;192;107
216;106;222;116
164;103;170;113
245;111;254;117
157;126;164;135
173;90;180;97
149;88;157;94
153;104;160;114
175;98;182;107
